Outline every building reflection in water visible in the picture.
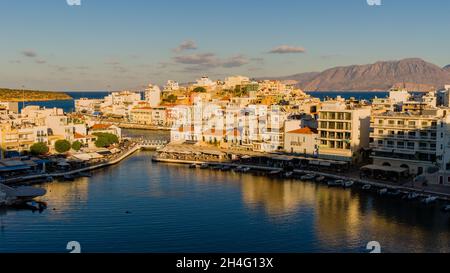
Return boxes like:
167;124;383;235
232;173;450;252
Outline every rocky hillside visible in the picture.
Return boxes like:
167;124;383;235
261;58;450;91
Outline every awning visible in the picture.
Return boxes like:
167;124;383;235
361;164;408;173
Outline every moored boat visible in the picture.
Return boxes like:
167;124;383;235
362;184;372;191
301;174;316;180
421;196;438;204
315;176;326;183
378;188;388;195
327;180;343;187
343;181;354;188
284;171;294;178
405;192;419;200
200;163;209;169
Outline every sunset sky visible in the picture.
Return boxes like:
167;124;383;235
1;0;449;91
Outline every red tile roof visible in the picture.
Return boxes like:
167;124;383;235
91;124;112;130
287;127;318;135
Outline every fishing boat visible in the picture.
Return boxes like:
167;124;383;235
378;188;388;196
362;184;372;191
327;180;343;187
301;174;316;180
343;181;354;188
405;192;419;200
421;196;438;204
315;176;326;183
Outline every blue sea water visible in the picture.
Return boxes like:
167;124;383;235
20;91;392;113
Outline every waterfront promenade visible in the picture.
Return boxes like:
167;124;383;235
2;139;167;186
152;144;450;201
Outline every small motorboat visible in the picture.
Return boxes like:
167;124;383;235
343;181;354;188
362;184;372;191
301;174;316;180
441;205;450;212
328;180;343;187
269;170;282;176
221;166;232;172
189;164;197;169
200;163;209;169
387;190;401;197
284;171;294;178
63;174;75;181
241;167;251;173
315;176;326;183
378;188;388;196
422;196;438;204
405;192;419;200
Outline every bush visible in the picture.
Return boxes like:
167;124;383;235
71;141;83;151
55;140;71;153
30;142;49;155
193;87;206;93
93;133;119;148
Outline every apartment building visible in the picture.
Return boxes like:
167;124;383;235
317;101;371;163
369;108;450;177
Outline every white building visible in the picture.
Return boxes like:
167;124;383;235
369;109;450;178
144;84;161;107
223;76;250;90
194;76;216;89
284;127;318;156
163;80;180;92
318;101;371;163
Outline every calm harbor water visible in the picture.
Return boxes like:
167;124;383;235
1;148;450;253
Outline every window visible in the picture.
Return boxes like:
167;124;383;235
408;121;416;126
407;142;415;149
378;120;383;125
388;120;395;125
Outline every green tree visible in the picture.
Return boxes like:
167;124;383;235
71;141;83;151
30;142;49;155
193;87;206;93
93;133;119;148
55;140;71;153
166;94;177;103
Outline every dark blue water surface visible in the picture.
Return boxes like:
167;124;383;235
1;146;450;253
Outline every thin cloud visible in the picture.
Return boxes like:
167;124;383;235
222;55;250;68
269;45;306;54
9;60;21;64
35;59;47;64
173;53;250;70
21;50;37;58
173;40;198;53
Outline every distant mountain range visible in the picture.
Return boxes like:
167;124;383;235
260;58;450;92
